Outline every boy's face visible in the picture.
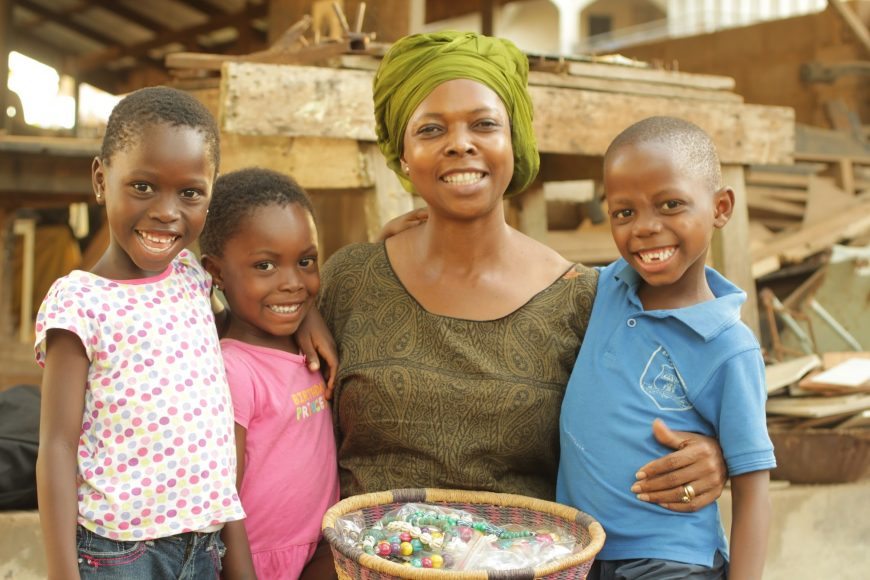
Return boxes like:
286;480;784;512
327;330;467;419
604;142;733;298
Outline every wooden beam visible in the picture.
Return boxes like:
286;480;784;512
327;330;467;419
1;0;11;133
829;0;870;56
565;61;736;91
528;70;743;103
16;0;117;47
221;62;793;164
65;2;268;75
86;0;168;33
220;133;374;190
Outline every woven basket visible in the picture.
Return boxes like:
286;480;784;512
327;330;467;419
321;488;605;580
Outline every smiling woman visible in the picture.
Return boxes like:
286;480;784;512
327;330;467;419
298;30;734;580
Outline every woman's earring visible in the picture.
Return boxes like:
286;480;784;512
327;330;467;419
401;163;410;175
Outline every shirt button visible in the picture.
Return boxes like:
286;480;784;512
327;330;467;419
627;318;637;327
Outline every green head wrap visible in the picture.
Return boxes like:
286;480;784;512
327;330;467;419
373;31;539;197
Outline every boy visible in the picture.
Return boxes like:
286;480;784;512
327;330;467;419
557;116;775;580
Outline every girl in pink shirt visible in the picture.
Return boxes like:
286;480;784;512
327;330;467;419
200;168;340;580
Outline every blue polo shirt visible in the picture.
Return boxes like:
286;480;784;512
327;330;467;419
556;259;775;567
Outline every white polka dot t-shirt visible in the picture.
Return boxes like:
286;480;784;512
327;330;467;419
34;250;245;541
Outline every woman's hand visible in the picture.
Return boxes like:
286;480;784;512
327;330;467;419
296;308;339;398
631;419;727;512
376;208;428;241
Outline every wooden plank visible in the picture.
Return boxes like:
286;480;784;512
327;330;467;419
564;61;736;91
0;155;93;197
766;393;870;418
528;86;794;164
765;354;822;394
0;135;101;156
527;71;743;103
336;56;741;101
220;133;373;190
803;176;860;227
747;194;806;217
751;198;870;266
747;186;808;203
221;62;794;164
829;0;870;56
746;172;812;188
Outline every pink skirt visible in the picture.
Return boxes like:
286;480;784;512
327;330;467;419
251;541;318;580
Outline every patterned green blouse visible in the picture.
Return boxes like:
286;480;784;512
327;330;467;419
319;242;598;501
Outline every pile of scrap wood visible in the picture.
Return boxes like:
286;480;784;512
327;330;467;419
764;350;870;484
748;127;870;280
761;241;870;484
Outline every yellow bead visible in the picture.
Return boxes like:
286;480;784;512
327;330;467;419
400;541;414;556
431;554;444;568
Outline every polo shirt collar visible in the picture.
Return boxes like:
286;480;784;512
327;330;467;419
612;259;746;342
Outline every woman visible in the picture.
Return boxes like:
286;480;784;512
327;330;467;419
315;31;726;509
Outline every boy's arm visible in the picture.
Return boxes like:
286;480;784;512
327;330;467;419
728;470;771;580
37;330;89;580
220;423;256;580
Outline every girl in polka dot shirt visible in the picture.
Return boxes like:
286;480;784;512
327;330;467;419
199;168;340;580
34;87;248;580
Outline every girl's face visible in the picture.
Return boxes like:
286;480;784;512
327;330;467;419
92;123;215;280
206;203;320;353
401;78;514;220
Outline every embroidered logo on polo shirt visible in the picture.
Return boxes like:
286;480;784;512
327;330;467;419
639;346;692;411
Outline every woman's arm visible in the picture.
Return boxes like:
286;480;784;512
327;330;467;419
37;330;89;580
220;423;256;580
728;470;770;579
630;419;728;512
295;308;339;398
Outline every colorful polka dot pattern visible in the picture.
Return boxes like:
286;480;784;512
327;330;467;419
35;250;245;541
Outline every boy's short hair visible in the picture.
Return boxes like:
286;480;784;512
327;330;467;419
605;116;721;192
101;86;220;172
199;167;315;257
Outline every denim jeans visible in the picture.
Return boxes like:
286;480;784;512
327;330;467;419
589;551;727;580
77;526;225;579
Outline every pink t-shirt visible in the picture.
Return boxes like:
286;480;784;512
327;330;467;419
221;339;339;576
34;251;244;541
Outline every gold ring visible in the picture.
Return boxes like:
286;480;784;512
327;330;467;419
681;484;696;503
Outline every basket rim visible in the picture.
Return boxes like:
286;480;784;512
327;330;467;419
321;488;606;579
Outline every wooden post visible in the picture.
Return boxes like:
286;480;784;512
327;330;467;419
12;219;35;343
361;143;413;241
481;0;495;36
712;164;760;337
0;209;12;339
0;0;11;134
512;182;548;242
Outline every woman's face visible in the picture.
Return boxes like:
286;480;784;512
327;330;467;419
401;79;513;219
